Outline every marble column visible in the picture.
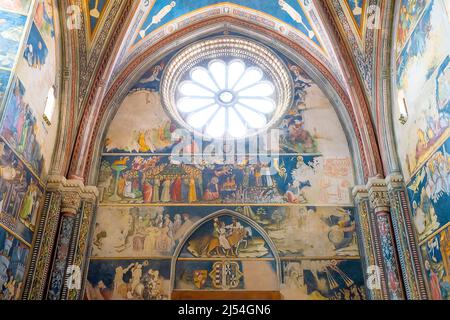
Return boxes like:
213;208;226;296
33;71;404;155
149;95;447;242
367;177;406;300
22;176;65;300
46;183;83;300
353;186;384;299
67;187;98;300
387;174;428;299
22;176;98;300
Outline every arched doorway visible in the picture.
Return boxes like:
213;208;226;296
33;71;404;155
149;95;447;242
171;209;282;300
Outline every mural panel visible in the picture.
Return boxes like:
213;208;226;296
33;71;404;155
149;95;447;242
420;223;450;300
98;153;353;206
407;138;449;243
395;0;450;180
0;0;31;15
90;32;361;299
396;0;430;57
2;0;58;179
86;259;170;300
175;259;278;291
0;10;27;70
92;205;358;259
135;0;320;47
0;137;44;244
0;226;29;300
87;0;109;36
0;69;10;102
280;259;365;300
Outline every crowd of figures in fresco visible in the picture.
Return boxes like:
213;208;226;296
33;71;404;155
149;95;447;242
98;154;353;206
0;0;56;300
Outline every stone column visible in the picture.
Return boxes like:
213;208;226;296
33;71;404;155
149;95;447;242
22;176;65;300
22;176;98;300
387;174;428;299
46;181;83;300
367;177;406;300
353;186;384;299
67;187;98;300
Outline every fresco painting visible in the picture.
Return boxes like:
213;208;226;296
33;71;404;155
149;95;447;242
98;154;353;206
175;259;278;291
135;0;320;47
86;259;171;300
103;91;176;154
396;0;430;57
0;226;29;300
92;205;357;259
88;0;109;34
407;138;449;243
420;223;450;300
0;137;44;244
0;0;31;15
281;259;365;300
0;78;46;177
344;0;365;28
34;0;55;39
0;10;27;70
89;31;363;299
11;0;57;179
395;0;450;179
106;61;351;160
0;69;10;102
179;214;271;259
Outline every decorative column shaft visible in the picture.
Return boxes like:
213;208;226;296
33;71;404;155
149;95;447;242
22;176;64;300
22;176;98;300
47;182;83;300
387;174;428;299
353;186;384;299
367;178;405;300
68;187;98;300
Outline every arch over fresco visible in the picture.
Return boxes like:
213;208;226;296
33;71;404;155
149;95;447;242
74;16;381;186
169;209;282;292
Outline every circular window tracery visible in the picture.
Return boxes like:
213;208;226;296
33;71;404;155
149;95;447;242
161;37;293;139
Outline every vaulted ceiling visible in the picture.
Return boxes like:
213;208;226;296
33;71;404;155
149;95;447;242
54;0;392;182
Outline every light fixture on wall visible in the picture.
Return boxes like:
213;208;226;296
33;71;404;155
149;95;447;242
43;85;56;126
397;90;408;125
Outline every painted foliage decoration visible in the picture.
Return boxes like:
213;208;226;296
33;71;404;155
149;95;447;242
88;33;364;300
0;0;57;301
394;0;450;300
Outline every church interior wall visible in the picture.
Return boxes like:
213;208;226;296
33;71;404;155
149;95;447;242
86;41;366;300
393;0;450;300
0;0;60;301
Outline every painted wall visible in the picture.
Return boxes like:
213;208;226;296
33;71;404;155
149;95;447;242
87;39;366;300
394;0;450;300
0;0;59;300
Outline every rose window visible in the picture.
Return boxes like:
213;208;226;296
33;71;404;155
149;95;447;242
161;37;293;139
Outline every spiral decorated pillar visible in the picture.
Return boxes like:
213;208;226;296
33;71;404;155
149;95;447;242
22;176;98;300
386;174;428;299
367;177;405;300
353;186;384;300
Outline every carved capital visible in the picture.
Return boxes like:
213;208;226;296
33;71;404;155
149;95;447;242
367;177;390;211
81;186;99;203
61;191;82;216
352;185;369;203
386;174;405;192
